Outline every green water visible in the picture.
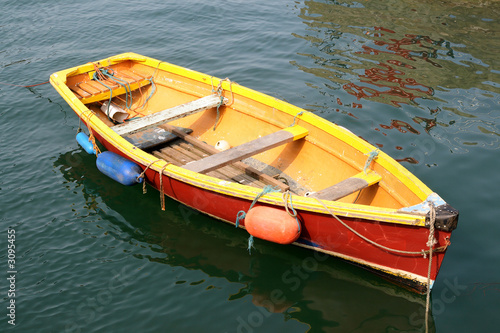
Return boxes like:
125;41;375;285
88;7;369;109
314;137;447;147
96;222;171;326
1;1;499;332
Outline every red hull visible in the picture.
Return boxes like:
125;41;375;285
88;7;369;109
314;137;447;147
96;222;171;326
95;124;448;294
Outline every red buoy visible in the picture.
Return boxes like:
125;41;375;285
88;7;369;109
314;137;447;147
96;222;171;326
244;206;301;244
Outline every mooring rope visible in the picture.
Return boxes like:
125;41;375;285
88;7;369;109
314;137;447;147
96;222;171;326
314;196;445;333
235;185;282;253
0;81;50;88
425;202;437;333
363;149;379;174
159;163;170;211
313;197;448;256
211;77;233;130
87;126;101;156
282;191;302;233
136;159;162;194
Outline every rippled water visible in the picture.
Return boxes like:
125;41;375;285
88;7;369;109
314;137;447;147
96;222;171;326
1;1;499;332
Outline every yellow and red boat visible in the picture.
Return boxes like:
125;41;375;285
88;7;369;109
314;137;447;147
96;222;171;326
50;52;458;293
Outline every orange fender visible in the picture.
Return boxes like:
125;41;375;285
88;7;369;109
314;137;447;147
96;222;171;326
245;206;301;244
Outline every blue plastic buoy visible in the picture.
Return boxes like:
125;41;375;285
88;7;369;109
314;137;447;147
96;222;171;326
76;132;96;155
96;151;143;186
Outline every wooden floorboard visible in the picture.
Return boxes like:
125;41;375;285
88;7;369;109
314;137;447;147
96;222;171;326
152;140;270;189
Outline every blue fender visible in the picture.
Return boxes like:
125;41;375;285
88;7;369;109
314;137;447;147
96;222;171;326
76;132;96;155
96;151;143;186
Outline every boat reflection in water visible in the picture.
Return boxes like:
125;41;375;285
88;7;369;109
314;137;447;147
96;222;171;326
55;150;432;332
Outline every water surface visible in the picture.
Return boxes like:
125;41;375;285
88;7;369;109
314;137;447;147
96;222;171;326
1;0;499;332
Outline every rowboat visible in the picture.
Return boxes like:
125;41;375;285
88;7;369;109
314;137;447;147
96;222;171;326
50;52;458;294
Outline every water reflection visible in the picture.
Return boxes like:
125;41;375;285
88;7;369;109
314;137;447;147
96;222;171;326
292;0;500;158
54;150;431;332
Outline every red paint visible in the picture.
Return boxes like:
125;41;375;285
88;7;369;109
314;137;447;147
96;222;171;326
93;133;450;292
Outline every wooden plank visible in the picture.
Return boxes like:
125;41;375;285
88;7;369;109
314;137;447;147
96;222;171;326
78;82;101;95
78;76;152;104
155;145;234;183
112;94;226;137
85;80;110;94
182;125;308;174
123;126;192;150
69;86;91;99
178;142;267;188
309;171;381;201
160;124;290;191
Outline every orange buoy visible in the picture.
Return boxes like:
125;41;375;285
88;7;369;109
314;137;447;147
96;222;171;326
244;206;301;244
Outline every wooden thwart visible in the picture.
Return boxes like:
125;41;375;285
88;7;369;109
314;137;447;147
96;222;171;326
112;94;226;137
160;124;290;191
182;125;308;174
309;170;381;201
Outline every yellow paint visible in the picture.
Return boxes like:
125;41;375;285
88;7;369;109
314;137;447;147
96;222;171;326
49;52;437;229
352;170;382;186
282;125;309;141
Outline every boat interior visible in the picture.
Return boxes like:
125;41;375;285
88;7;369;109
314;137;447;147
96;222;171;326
64;60;426;210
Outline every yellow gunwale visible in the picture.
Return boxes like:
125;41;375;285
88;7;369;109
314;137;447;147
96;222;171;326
50;52;432;227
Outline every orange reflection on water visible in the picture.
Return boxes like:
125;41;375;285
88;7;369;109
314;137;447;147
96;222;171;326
340;30;451;107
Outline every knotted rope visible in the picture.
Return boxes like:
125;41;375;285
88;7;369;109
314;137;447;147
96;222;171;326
289;111;304;127
425;202;437;333
363;149;379;174
282;191;302;233
235;185;282;253
211;78;233;130
87;126;101;156
136;159;162;194
159;163;170;211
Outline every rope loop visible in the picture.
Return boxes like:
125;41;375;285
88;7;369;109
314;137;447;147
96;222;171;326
87;127;102;156
235;185;282;254
137;159;162;194
290;111;304;127
212;77;233;130
282;191;301;232
425;202;437;333
159;163;170;211
363;149;379;174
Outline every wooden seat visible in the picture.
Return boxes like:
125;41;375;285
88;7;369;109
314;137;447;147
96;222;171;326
69;69;152;104
182;125;309;174
160;124;290;191
112;94;226;137
309;170;381;201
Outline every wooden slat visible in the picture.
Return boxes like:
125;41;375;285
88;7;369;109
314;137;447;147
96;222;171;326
85;80;110;94
77;76;152;105
182;125;308;174
78;82;101;95
160;124;290;191
112;94;226;137
69;86;91;99
309;171;381;201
